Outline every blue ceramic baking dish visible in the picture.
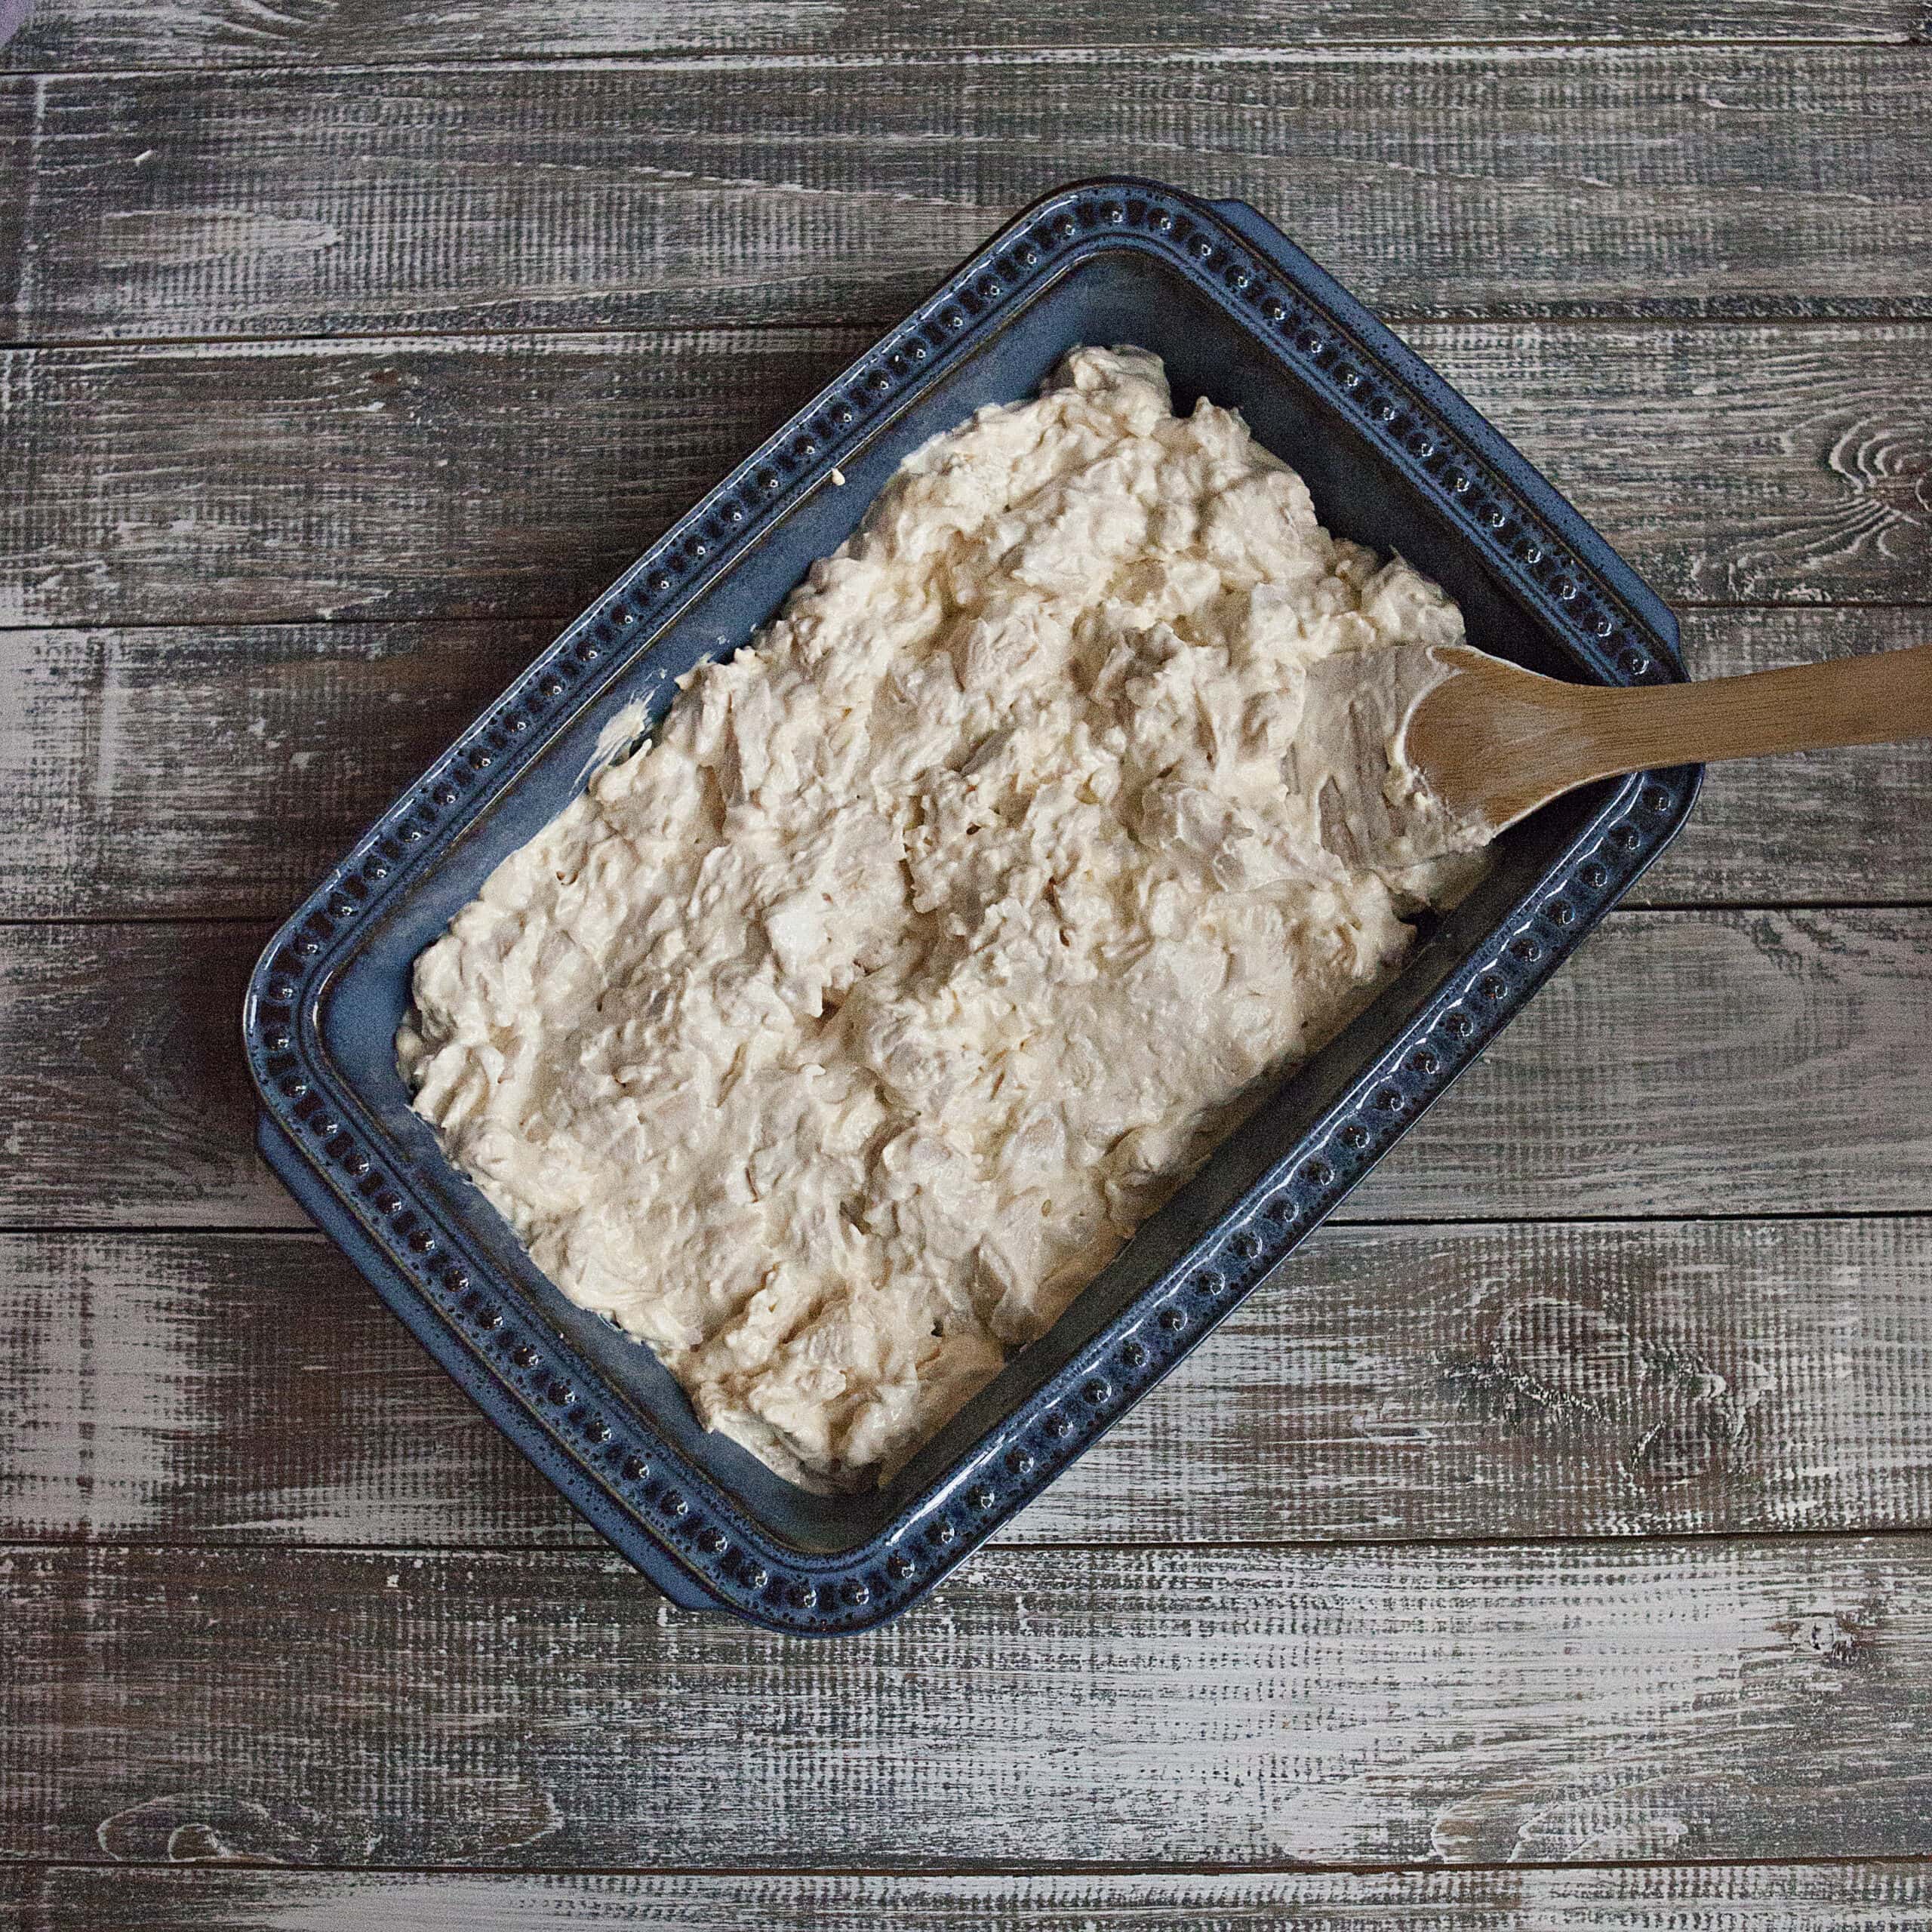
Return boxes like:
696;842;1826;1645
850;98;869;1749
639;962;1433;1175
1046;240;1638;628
245;178;1697;1633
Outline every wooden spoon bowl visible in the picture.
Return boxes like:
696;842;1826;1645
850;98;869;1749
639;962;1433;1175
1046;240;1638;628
1415;641;1932;836
1307;638;1932;869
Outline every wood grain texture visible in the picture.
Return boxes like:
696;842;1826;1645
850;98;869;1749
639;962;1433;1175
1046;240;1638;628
0;923;288;1228
1382;906;1932;1219
1661;608;1932;905
14;1862;1932;1931
2;324;1926;630
5;910;1931;1229
8;1218;1932;1549
2;8;1927;1921
1;619;552;920
4;51;1930;344
0;328;852;629
0;82;28;320
4;0;1924;71
10;1537;1932;1868
5;609;1929;922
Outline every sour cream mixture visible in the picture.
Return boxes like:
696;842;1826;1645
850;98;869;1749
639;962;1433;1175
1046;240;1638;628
398;347;1482;1490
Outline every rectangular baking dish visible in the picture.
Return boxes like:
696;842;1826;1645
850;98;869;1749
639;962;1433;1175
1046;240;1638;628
245;177;1697;1633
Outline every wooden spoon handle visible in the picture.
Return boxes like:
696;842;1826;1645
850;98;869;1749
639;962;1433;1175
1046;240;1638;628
1561;641;1932;773
1417;641;1932;832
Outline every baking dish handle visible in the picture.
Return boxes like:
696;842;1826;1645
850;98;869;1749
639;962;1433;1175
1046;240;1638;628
1207;194;1374;337
1209;196;1280;235
255;1114;727;1616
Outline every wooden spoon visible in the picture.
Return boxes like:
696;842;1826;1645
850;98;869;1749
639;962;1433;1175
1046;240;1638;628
1296;639;1932;871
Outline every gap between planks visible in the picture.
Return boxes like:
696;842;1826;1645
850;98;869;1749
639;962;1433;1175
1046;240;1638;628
0;598;1923;625
2;41;1929;87
20;1860;1932;1932
12;900;1932;929
5;1204;1932;1227
1;0;1924;71
8;312;1932;358
15;1847;1932;1879
8;311;1932;355
15;1524;1932;1558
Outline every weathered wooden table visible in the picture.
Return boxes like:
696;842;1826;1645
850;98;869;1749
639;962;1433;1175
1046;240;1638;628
3;3;1929;1926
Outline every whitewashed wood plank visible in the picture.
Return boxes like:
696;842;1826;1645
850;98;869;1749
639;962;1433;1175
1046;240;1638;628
1373;906;1932;1220
6;1219;1931;1548
0;328;857;629
0;80;28;315
0;923;303;1229
5;608;1927;922
1659;608;1932;907
14;1860;1932;1931
1;325;1925;629
4;51;1928;342
0;619;552;919
4;910;1930;1228
3;0;1921;71
8;1537;1932;1866
1433;326;1932;608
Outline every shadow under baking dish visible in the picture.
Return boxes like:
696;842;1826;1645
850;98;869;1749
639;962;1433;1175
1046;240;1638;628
254;180;1697;1631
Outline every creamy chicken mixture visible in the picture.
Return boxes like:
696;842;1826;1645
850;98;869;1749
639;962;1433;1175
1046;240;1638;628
398;347;1482;1490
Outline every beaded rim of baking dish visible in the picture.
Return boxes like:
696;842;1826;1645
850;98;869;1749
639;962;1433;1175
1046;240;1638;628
245;177;1695;1633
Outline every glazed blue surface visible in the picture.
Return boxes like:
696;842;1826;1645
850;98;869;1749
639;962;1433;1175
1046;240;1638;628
246;179;1697;1632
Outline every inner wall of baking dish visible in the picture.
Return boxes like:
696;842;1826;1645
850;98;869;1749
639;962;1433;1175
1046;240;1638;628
319;242;1626;1554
